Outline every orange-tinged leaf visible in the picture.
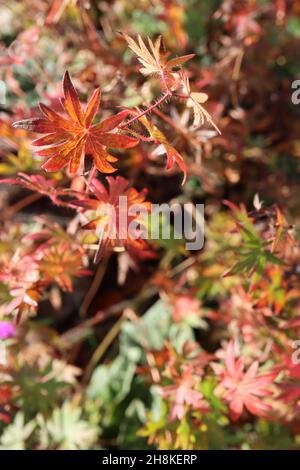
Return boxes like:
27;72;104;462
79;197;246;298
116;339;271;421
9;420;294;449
164;144;187;184
97;132;138;149
32;132;69;146
91;144;117;173
165;54;195;68
13;72;139;174
39;102;75;130
62;71;85;125
92;110;131;132
69;139;84;174
84;88;101;127
42;152;71;172
132;114;187;183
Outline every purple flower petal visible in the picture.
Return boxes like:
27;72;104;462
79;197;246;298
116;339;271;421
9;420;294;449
0;321;15;340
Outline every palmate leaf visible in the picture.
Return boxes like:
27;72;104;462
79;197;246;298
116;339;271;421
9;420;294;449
38;402;97;450
124;34;194;91
213;341;278;422
73;176;152;262
12;362;68;417
223;218;282;279
13;72;138;175
38;241;91;291
0;413;35;450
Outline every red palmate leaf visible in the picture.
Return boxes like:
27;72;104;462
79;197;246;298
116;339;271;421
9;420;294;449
73;176;152;262
13;72;139;174
159;366;208;421
213;341;278;421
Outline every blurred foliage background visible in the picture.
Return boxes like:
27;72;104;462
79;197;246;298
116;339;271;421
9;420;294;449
0;0;300;450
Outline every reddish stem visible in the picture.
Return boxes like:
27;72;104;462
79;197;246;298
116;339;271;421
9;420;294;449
86;164;97;193
172;93;189;100
119;91;171;129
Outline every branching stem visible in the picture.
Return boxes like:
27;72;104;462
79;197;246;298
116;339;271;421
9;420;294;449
119;91;172;129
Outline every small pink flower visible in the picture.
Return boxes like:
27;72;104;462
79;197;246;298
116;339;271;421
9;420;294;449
0;321;15;340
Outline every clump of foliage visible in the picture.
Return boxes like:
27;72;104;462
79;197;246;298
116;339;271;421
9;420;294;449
0;0;300;450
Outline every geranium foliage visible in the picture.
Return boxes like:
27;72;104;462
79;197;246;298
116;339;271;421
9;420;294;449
0;0;300;452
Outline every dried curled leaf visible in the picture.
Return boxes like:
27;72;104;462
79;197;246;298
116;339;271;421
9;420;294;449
182;75;221;133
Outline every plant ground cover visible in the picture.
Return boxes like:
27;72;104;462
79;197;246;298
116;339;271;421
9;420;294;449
0;0;300;450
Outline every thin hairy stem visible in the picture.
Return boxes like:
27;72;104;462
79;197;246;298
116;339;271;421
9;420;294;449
119;91;172;129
